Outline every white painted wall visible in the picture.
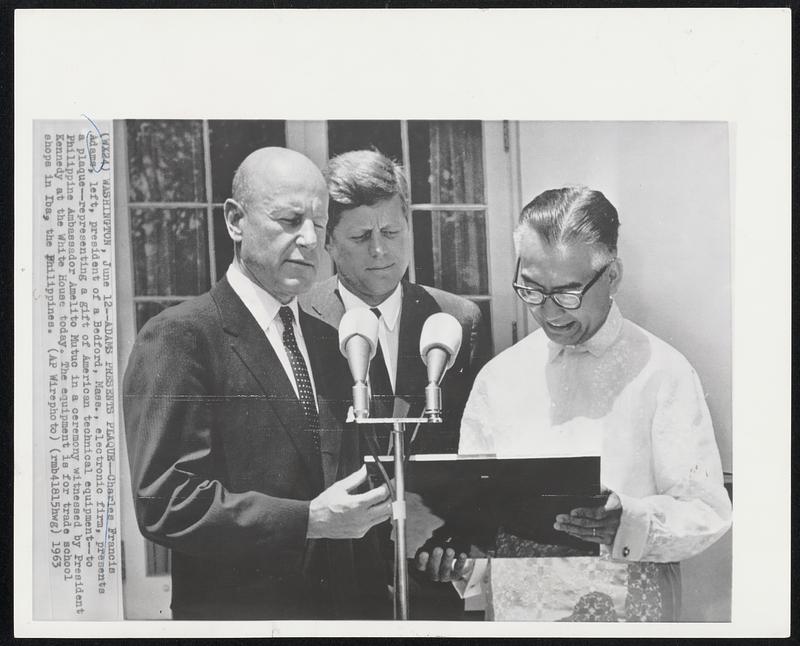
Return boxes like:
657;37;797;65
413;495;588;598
517;121;732;621
517;121;731;472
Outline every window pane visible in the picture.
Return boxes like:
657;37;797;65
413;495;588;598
209;120;286;202
415;210;488;295
408;121;432;203
212;206;234;278
438;209;488;294
127;120;206;203
412;211;434;287
407;121;485;204
328;120;403;161
134;300;183;331
131;209;210;296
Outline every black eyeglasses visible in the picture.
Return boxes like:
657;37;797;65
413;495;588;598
512;258;612;310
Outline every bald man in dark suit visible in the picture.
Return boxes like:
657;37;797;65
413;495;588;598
123;148;392;620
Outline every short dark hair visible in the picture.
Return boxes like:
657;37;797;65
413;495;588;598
324;149;409;235
514;186;620;266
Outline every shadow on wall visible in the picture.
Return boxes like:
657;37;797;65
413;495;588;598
680;528;732;621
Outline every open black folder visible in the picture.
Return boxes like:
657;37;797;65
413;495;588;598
366;453;606;556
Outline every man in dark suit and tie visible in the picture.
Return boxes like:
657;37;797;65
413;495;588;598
301;149;488;456
122;147;392;620
301;150;488;619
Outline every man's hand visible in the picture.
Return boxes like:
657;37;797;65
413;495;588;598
307;465;392;539
415;546;473;583
554;505;622;545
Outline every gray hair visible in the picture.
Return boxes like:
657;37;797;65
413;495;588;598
513;186;620;269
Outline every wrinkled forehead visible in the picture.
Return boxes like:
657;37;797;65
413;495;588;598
518;229;597;262
334;195;408;229
518;232;600;283
258;167;326;192
246;174;328;213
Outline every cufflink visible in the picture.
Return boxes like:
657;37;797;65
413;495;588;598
622;546;630;557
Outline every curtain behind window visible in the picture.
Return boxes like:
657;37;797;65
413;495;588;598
428;122;488;296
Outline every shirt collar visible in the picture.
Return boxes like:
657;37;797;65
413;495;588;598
337;279;402;332
226;262;299;330
547;300;624;363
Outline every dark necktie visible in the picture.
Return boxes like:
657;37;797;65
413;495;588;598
278;306;322;460
368;307;394;451
367;308;396;567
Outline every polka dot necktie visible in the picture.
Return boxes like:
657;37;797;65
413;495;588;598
278;306;321;454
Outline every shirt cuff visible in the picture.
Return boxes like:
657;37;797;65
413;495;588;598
451;558;488;600
609;491;650;561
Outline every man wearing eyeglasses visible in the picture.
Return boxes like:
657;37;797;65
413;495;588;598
418;186;731;621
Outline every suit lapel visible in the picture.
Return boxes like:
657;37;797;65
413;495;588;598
212;279;324;491
303;276;346;330
300;308;346;489
301;279;350;486
395;281;442;416
307;279;457;452
309;279;442;417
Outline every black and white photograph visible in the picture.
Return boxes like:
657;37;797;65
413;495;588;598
15;9;790;639
110;118;732;623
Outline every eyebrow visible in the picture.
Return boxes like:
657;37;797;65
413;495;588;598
519;272;583;291
267;205;301;216
270;205;326;221
269;198;321;212
348;224;400;233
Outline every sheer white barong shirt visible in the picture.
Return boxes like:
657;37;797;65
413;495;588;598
459;301;731;563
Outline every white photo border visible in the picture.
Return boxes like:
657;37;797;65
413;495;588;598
14;7;791;638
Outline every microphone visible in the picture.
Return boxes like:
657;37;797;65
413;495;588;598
419;312;463;420
338;308;380;419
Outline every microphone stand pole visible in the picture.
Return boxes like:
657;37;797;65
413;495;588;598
352;414;440;621
391;421;408;620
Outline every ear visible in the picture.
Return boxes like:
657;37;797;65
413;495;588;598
223;199;244;242
608;258;623;296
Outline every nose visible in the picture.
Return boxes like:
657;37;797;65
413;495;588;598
541;295;565;318
368;229;384;257
296;218;318;249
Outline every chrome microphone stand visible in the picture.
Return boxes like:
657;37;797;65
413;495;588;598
349;410;441;621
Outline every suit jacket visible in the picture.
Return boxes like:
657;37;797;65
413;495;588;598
301;277;487;455
122;277;386;620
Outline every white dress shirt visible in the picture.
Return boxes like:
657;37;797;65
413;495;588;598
459;301;731;563
226;262;317;405
337;280;403;392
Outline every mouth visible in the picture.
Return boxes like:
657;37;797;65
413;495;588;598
285;259;315;269
545;320;576;331
366;263;395;272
